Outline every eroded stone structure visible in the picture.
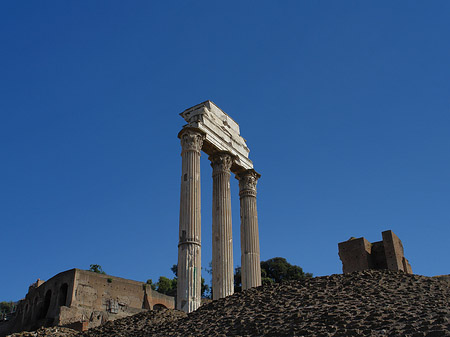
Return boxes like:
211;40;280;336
338;230;413;274
0;269;174;336
177;101;262;312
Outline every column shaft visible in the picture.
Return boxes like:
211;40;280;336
177;128;204;312
237;170;262;290
210;152;234;300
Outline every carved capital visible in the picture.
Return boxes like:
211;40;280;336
237;169;261;195
209;152;233;174
179;129;205;153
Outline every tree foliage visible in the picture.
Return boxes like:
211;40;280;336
234;257;312;291
0;302;14;314
88;264;106;274
261;257;312;284
150;264;210;298
234;266;242;293
155;276;177;297
146;279;157;290
170;264;178;277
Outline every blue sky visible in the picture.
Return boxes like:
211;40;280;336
1;1;449;302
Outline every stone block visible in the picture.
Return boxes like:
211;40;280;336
338;230;412;274
402;257;413;274
180;101;253;171
382;230;405;272
338;237;372;273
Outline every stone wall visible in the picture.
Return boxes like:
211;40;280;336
2;269;77;335
1;269;174;336
338;230;412;274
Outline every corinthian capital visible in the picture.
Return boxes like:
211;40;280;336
209;152;234;173
237;169;261;193
179;128;205;153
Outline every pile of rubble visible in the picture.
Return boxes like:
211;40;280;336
10;270;450;336
81;309;186;336
7;326;79;337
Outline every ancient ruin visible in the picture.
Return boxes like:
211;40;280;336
70;270;450;337
177;101;262;312
338;230;412;274
0;269;174;336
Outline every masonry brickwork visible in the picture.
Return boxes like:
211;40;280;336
338;230;412;274
0;269;174;336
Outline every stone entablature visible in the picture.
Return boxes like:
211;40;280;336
338;230;413;274
1;269;174;336
180;101;253;171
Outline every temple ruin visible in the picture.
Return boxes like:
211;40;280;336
177;101;262;312
338;230;412;274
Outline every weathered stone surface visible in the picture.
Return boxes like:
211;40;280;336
11;270;450;337
338;237;372;273
339;230;413;274
210;152;234;300
177;102;262;312
236;169;262;290
180;101;253;171
7;326;79;337
1;270;174;336
177;128;205;313
382;230;412;273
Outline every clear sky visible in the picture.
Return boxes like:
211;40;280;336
1;1;449;302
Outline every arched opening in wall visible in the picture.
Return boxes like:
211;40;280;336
153;303;167;311
38;290;52;319
59;283;68;306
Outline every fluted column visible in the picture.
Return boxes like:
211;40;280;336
177;128;205;313
210;152;234;300
237;169;261;290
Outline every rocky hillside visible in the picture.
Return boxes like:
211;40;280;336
10;270;450;336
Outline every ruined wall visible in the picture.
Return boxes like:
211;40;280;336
338;230;412;274
382;230;412;274
1;269;174;336
337;237;372;274
2;269;77;335
62;269;175;328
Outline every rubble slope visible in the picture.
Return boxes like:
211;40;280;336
11;270;450;337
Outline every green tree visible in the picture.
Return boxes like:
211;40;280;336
88;264;106;274
146;279;157;290
0;302;14;314
234;257;312;291
200;277;210;298
261;257;312;284
153;264;210;298
202;262;212;299
170;264;178;277
234;266;242;292
156;276;177;297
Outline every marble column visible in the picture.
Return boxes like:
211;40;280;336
237;169;262;290
177;128;205;313
210;152;234;300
